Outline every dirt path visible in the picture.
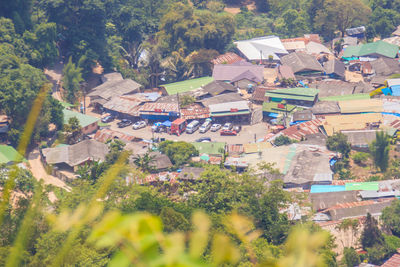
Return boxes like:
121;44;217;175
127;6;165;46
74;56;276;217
27;149;71;191
44;61;64;102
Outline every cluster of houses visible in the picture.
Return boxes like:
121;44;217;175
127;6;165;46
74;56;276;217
2;26;400;249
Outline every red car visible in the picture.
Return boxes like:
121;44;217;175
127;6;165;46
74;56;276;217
220;129;238;136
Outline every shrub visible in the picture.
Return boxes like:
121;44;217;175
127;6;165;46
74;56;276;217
352;152;369;165
274;135;293;146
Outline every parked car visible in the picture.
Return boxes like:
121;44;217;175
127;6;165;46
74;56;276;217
101;115;115;123
220;129;238;136
186;120;200;134
133;120;147;130
117;119;132;128
195;137;211;142
233;125;242;133
210;123;221;132
222;123;233;131
199;120;212;133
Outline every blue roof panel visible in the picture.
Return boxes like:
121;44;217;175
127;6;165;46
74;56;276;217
310;185;346;193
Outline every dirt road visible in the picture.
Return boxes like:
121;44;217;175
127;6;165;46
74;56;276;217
27;149;71;191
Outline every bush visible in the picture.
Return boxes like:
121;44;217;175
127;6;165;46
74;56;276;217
274;135;294;146
342;247;360;267
367;175;383;182
352;152;369;165
326;133;351;158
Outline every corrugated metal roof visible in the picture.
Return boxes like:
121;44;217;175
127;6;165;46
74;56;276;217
387;78;400;87
211;52;243;65
343;40;398;58
63;109;99;128
139;102;179;113
94;129;137;143
243;142;272;153
359;190;400;199
381;253;400;267
345;182;379;191
161;77;213;95
180;104;210;120
234;36;288;61
279;118;324;141
323;113;383;136
209;101;249;113
310;185;346;193
226;144;244;155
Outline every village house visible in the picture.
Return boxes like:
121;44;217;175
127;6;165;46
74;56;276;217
233;36;288;65
323;59;346;80
311;101;341;117
102;92;161;120
343;40;399;60
265;87;319;107
42;140;109;172
212;62;264;87
202;80;237;97
63;109;99;135
0;145;24;165
208;100;251;124
178;167;205;181
280;52;325;76
284;149;333;189
88;72;142;109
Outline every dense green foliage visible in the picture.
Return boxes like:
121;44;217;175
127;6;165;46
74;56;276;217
342;247;360;267
382;200;400;237
273;135;294;146
158;140;199;167
361;213;396;265
370;131;390;172
326;133;351;158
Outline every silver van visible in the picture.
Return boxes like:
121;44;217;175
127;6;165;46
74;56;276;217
199;120;212;133
186;120;200;134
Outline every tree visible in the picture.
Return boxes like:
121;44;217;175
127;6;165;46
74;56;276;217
62;57;83;104
281;9;310;38
370;131;390;172
381;200;400;237
342;247;360;267
158;2;235;54
160;207;190;233
158;141;198;167
133;152;156;173
45;0;109;65
314;0;371;39
326;133;351;158
63;117;82;145
361;213;384;249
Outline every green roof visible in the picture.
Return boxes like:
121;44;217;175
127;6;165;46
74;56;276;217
343;41;399;58
345;182;379;191
265;87;319;102
161;77;214;95
191;142;226;156
63;109;99;128
0;145;24;164
262;102;297;113
320;93;370;101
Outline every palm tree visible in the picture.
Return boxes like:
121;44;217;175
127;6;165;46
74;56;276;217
133;153;156;173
